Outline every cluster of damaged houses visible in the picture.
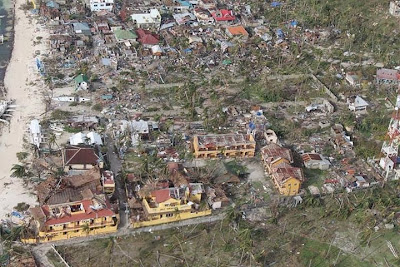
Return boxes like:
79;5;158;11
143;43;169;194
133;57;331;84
19;0;400;244
21;99;337;243
33;0;344;92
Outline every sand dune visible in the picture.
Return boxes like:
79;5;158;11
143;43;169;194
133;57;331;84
0;0;48;219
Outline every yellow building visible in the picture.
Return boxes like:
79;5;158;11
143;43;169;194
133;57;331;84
102;170;115;194
261;143;293;172
261;143;304;196
132;183;211;228
193;134;256;159
22;194;118;243
270;162;304;196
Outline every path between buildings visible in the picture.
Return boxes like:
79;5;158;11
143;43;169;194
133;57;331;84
32;213;225;267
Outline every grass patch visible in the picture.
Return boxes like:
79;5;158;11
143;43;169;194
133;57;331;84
303;169;328;188
299;238;370;267
46;250;66;267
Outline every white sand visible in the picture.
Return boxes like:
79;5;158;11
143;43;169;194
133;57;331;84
0;0;49;219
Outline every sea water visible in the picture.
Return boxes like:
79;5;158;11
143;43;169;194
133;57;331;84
0;0;14;88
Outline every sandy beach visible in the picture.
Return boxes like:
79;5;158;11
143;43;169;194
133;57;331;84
0;0;48;219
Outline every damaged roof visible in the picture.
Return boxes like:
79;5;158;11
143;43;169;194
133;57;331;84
64;145;100;166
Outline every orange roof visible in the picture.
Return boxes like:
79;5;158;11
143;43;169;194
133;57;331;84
227;26;248;36
301;153;323;162
151;189;171;203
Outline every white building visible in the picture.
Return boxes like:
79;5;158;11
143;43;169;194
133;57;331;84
301;153;331;170
89;0;113;12
131;9;161;28
29;119;43;148
347;96;369;112
69;132;103;146
345;72;360;86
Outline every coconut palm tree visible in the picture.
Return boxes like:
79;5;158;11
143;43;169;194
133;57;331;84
47;132;59;152
81;223;90;235
10;164;27;178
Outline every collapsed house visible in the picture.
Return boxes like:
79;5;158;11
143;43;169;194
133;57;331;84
330;124;353;152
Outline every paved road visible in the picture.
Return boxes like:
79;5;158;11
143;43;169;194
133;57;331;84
105;135;128;229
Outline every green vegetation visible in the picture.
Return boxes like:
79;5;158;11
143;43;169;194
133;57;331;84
46;250;66;267
299;238;370;267
16;152;28;162
51;109;72;120
303;169;328;188
14;202;29;212
10;164;26;178
63;126;81;133
224;160;248;177
92;103;103;111
356;110;390;139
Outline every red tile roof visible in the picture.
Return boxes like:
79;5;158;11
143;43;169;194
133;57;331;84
211;9;235;21
151;189;171;203
64;146;100;165
42;199;116;226
136;28;160;45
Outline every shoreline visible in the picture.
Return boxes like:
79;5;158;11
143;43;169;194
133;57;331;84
0;0;49;219
0;0;15;93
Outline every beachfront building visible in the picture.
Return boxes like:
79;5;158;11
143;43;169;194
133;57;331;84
22;168;118;243
23;195;118;243
192;134;256;158
131;183;211;228
89;0;114;12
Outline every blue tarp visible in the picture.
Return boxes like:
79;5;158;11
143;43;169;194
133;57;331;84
249;122;256;130
290;20;298;27
271;2;282;7
177;0;192;7
11;211;23;219
276;29;284;38
101;94;113;100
